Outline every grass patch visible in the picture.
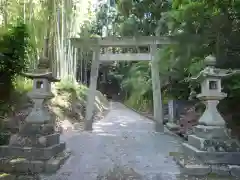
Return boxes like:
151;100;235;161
124;94;152;113
169;151;183;157
97;165;143;180
10;158;26;163
0;173;10;177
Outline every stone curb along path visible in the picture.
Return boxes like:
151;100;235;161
173;155;240;178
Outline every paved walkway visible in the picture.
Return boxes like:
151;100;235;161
42;102;182;180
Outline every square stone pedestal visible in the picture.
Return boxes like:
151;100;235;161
173;125;240;177
166;122;180;132
0;122;70;179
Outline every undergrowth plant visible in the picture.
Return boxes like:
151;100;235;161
0;20;30;102
13;76;32;93
56;77;88;101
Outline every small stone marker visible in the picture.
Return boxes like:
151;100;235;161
0;56;70;178
173;55;240;177
168;100;175;121
166;100;179;131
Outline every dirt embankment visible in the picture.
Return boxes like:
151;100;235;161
1;83;109;134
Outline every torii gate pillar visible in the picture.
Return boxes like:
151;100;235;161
150;44;164;131
85;47;100;131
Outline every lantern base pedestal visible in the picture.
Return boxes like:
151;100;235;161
166;122;180;132
0;122;71;179
194;125;230;139
173;125;240;177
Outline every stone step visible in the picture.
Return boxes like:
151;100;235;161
188;135;240;152
9;133;60;148
188;135;208;150
172;152;232;177
0;142;65;160
0;150;71;175
44;149;71;174
165;123;180;131
193;125;229;140
19;123;55;136
0;158;44;174
182;142;240;165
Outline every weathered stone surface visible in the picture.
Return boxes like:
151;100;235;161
183;164;211;176
0;142;65;160
0;158;44;173
188;135;240;152
182;142;240;165
8;133;60;148
229;165;240;177
211;165;230;176
194;125;229;140
174;153;231;176
44;150;71;174
0;60;69;177
172;60;240;178
173;157;185;168
18;123;55;136
188;135;206;150
16;175;40;180
166;123;179;131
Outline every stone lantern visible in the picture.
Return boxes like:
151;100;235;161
194;55;227;127
174;55;240;177
0;56;70;178
24;56;58;124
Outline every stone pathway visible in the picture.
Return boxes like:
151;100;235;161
41;102;182;180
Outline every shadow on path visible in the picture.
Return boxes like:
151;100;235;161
42;102;182;180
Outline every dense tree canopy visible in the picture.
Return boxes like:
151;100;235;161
85;0;240;112
2;0;240;114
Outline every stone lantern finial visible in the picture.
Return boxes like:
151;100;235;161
204;55;216;67
37;56;50;70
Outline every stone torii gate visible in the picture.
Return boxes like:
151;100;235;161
71;36;173;131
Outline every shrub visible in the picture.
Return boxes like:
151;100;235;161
13;76;32;93
0;21;30;101
0;21;29;77
56;78;88;101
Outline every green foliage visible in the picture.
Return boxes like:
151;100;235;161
13;76;32;93
56;77;78;93
56;78;88;101
165;0;240;99
0;20;30;104
82;0;240;112
0;21;30;77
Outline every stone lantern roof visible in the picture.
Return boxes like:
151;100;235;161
23;56;60;82
191;55;240;82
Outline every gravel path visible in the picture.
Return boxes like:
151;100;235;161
42;102;182;180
